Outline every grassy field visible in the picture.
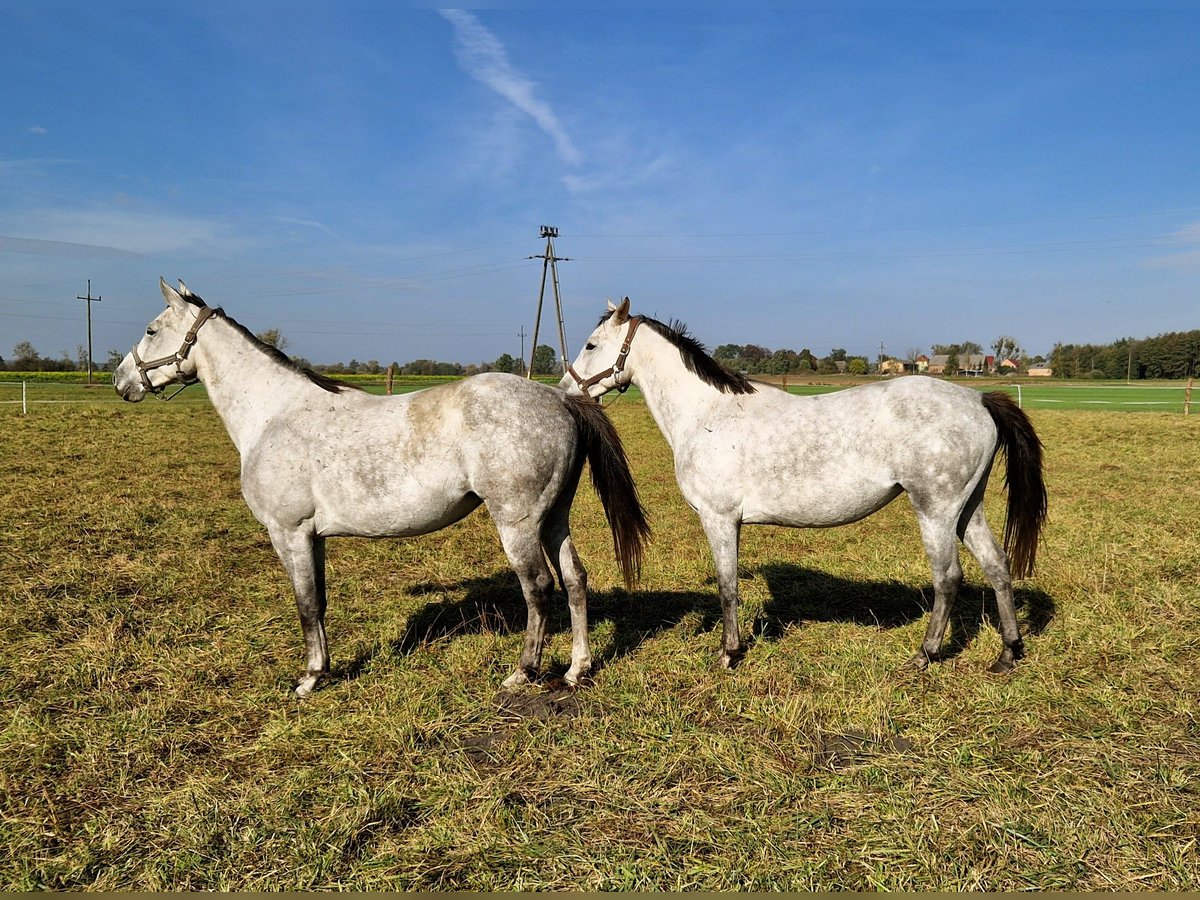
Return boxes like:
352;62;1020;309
1;386;1198;890
4;375;1192;413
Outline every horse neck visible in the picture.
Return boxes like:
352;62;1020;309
628;326;724;450
192;316;311;453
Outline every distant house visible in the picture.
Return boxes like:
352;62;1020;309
915;354;930;373
879;358;905;375
1027;365;1053;377
927;353;993;376
997;358;1021;373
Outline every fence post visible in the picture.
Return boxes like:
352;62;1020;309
1186;377;1193;415
22;381;27;415
386;363;395;396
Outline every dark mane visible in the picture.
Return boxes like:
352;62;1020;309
180;290;358;395
601;310;755;395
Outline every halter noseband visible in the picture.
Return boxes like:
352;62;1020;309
568;315;643;396
131;305;217;400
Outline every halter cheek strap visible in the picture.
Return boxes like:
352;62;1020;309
131;305;217;399
568;315;643;395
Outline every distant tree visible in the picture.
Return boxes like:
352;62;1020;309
493;352;518;374
827;348;848;362
991;335;1023;367
944;349;959;376
255;328;289;351
847;357;868;376
531;344;558;376
740;344;769;365
13;341;38;367
712;343;742;364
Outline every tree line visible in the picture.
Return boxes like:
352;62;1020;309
6;328;1198;380
1049;329;1200;380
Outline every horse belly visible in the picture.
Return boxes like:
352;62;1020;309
309;458;478;538
314;489;481;538
742;474;903;527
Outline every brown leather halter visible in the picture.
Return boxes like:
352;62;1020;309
131;305;217;399
567;315;643;395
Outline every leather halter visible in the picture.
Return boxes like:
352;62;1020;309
567;315;643;395
131;305;217;399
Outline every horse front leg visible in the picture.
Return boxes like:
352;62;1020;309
268;526;329;697
702;515;745;668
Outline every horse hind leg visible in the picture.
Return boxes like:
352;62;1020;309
910;509;963;669
961;504;1024;673
494;520;555;688
541;504;591;685
267;526;329;698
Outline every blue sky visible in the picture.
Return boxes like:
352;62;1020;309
2;9;1198;369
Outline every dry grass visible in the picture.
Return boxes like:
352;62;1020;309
1;397;1198;890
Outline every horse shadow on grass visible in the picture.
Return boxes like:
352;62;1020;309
336;563;1055;683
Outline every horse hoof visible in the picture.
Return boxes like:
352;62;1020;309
988;650;1018;674
717;650;744;670
563;667;592;688
502;668;534;689
908;651;932;671
294;674;321;698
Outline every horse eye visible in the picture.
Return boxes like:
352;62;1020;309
585;342;596;351
146;327;157;336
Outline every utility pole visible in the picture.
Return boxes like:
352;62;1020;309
518;326;527;374
76;279;102;385
527;225;571;378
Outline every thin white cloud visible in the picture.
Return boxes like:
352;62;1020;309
1143;222;1200;271
28;125;47;135
3;207;247;258
439;9;582;166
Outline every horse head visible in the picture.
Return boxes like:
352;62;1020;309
113;278;215;401
560;296;641;399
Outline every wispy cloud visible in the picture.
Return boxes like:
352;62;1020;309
2;207;247;258
28;125;47;135
1143;222;1200;271
0;234;142;259
439;9;581;166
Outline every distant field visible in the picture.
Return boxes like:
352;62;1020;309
768;379;1193;413
2;376;1196;414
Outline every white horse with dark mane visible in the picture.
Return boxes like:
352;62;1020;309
563;298;1046;674
115;279;649;696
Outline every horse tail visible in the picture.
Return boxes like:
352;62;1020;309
982;391;1047;580
563;395;651;589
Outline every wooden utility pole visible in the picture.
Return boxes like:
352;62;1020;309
76;279;102;384
527;226;570;378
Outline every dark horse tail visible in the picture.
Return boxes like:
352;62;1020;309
982;392;1048;580
563;395;651;589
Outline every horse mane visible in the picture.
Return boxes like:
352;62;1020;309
179;290;357;395
601;310;755;395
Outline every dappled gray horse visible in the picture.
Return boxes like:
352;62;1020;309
115;279;649;696
563;298;1046;674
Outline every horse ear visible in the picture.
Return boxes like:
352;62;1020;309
614;297;631;323
160;276;187;311
606;298;617;312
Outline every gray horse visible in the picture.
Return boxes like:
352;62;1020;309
115;279;649;696
563;298;1046;674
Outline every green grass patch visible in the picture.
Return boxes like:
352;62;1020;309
1;392;1198;889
